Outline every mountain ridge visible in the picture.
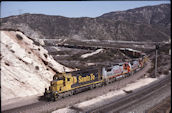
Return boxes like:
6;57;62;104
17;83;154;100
1;3;170;42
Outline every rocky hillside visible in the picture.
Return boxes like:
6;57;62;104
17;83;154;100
100;4;170;28
0;30;73;103
1;4;170;42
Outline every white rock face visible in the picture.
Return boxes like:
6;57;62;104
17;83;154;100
81;49;104;58
0;30;73;104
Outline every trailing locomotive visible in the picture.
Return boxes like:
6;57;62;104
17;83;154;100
44;55;147;101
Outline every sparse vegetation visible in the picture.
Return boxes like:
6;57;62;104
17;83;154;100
146;43;171;77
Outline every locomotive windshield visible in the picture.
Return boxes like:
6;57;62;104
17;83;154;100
53;73;65;81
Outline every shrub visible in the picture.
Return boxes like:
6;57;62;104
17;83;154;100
33;40;40;46
5;62;10;66
10;50;15;53
42;59;48;65
163;70;169;75
16;34;23;40
44;53;48;58
35;66;39;70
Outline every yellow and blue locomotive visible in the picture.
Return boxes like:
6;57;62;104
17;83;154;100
44;68;103;101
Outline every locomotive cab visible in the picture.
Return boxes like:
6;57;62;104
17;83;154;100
50;74;65;93
44;72;77;101
50;73;74;93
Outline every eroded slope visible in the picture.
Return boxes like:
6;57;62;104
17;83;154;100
1;30;73;103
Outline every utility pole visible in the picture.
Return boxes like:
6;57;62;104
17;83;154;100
154;44;159;77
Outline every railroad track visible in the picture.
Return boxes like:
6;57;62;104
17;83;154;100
2;62;151;113
145;96;171;113
85;74;171;113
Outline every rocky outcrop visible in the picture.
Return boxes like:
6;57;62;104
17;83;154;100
1;30;73;102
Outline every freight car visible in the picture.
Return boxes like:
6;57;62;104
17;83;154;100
44;56;147;101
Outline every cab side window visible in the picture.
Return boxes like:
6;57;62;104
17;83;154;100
67;78;70;81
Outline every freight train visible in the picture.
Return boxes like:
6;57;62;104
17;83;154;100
44;55;148;101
